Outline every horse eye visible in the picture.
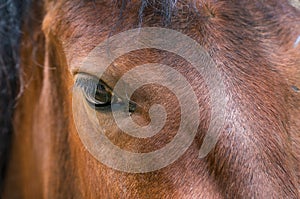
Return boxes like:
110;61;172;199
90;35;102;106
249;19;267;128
83;82;114;109
75;74;137;112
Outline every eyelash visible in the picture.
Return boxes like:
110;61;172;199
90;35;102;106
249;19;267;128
75;74;136;112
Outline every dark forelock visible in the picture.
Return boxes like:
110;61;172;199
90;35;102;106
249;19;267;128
0;0;30;191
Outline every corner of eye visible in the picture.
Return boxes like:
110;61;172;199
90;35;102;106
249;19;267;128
70;66;80;76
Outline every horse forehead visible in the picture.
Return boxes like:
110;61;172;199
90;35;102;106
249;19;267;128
41;1;225;51
41;0;299;68
41;0;238;36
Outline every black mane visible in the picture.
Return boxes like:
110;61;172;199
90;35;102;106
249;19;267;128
0;0;30;191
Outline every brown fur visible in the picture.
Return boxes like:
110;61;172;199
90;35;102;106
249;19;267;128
2;0;300;198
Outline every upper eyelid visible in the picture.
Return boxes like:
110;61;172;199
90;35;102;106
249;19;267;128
74;73;136;104
74;73;113;94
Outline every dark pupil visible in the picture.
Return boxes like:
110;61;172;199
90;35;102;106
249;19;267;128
95;84;112;104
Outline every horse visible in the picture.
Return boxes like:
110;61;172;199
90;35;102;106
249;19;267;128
1;0;300;198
